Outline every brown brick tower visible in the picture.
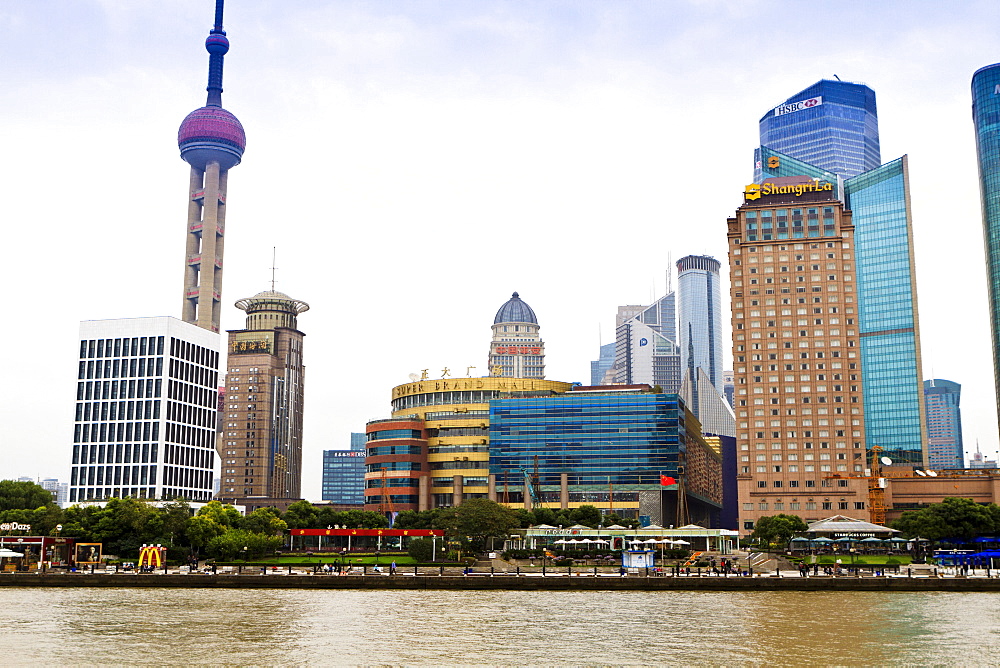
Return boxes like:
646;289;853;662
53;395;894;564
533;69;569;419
728;176;869;534
217;290;309;511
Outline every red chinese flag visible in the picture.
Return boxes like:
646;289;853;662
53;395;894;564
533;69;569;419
660;475;676;486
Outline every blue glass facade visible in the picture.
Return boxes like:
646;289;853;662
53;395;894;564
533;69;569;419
490;393;686;489
844;158;925;464
757;80;879;182
754;147;927;465
489;391;722;524
321;432;366;504
972;64;1000;427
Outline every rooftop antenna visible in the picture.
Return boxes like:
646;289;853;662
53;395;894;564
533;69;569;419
833;74;842;81
270;247;277;291
666;252;673;294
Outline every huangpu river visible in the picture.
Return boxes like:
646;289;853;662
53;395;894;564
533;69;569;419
3;587;1000;665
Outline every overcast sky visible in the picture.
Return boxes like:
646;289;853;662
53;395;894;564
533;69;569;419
1;0;998;500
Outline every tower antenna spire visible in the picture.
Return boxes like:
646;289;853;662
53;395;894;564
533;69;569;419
271;247;277;292
205;0;229;107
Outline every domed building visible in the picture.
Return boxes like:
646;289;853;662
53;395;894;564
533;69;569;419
489;292;545;379
217;288;310;512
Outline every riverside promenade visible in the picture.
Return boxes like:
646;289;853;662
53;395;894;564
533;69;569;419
4;570;1000;592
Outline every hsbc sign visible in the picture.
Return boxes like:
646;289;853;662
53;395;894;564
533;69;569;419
774;96;823;116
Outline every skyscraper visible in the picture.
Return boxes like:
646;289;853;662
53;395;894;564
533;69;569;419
923;379;964;470
590;342;616;385
69;318;220;504
178;0;246;333
753;149;926;465
754;80;926;466
322;433;366;506
756;79;879;182
728;176;869;532
217;289;309;511
489;293;545;378
972;64;1000;430
613;293;681;392
68;2;241;505
677;255;724;396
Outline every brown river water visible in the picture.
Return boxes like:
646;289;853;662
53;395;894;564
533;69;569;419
2;587;999;665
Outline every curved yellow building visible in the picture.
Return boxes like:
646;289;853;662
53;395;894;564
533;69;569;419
365;377;573;512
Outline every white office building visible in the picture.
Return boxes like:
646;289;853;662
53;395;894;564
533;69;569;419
69;317;220;504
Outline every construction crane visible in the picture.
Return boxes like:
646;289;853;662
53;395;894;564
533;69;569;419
867;446;888;525
823;445;891;524
379;467;395;518
520;458;543;509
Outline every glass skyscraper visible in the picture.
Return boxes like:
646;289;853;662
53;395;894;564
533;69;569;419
756;79;880;182
613;293;681;392
923;379;964;470
754;89;927;466
677;255;724;396
972;64;1000;429
844;157;925;465
321;432;366;505
753;147;927;464
590;341;616;385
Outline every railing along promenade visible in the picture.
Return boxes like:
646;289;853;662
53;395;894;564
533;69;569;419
4;566;1000;591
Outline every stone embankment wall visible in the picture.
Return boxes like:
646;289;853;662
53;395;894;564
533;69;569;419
3;574;1000;592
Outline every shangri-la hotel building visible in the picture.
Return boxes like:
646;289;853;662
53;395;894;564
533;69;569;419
729;175;869;534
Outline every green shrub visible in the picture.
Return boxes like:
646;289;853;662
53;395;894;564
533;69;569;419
407;538;434;562
885;557;900;565
553;557;574;567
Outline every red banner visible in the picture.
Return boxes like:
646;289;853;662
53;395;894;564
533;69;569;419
291;528;443;537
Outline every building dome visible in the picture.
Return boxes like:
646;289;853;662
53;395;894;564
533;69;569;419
235;290;310;315
494;292;538;324
178;106;246;170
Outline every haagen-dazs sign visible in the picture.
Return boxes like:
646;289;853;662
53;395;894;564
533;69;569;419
0;522;31;532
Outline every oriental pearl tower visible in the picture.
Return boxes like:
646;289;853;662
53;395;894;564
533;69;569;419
177;0;246;333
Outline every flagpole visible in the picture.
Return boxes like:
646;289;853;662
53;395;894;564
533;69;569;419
608;475;613;513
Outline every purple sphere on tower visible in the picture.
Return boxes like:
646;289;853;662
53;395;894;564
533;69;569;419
178;2;245;171
178;107;245;170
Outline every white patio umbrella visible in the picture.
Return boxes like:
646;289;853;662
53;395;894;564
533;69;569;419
673;540;691;545
0;549;24;557
553;539;569;545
